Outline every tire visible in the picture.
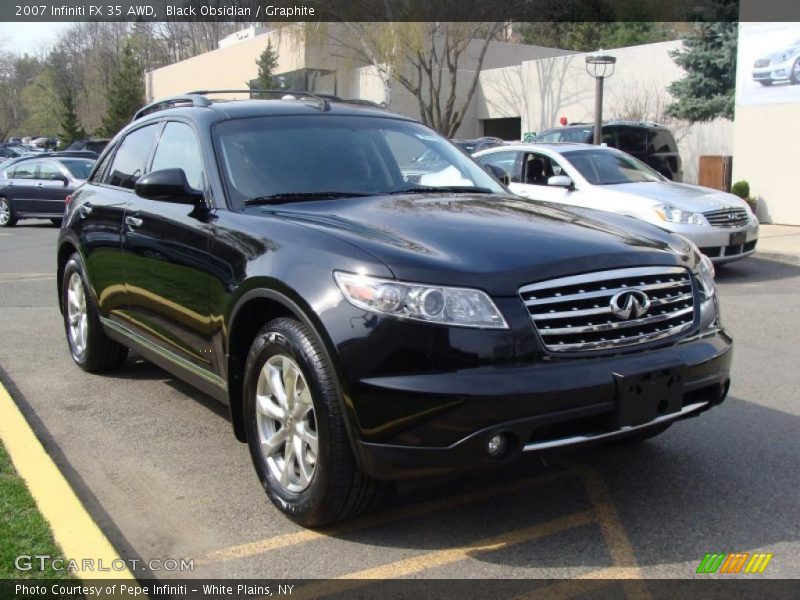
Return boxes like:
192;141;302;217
50;218;63;227
791;58;800;85
758;80;773;86
243;317;385;526
62;253;128;372
0;197;17;227
609;422;672;445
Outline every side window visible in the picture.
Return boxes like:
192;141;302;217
106;124;160;190
150;122;204;191
615;127;647;154
648;130;676;154
522;152;559;185
90;148;114;183
477;151;518;180
37;162;64;180
10;162;36;179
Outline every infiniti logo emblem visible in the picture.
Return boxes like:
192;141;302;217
610;290;650;320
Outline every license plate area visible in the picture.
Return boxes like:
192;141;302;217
729;231;747;246
613;366;685;427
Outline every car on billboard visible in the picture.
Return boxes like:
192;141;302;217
752;38;800;85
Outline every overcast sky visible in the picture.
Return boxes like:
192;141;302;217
0;22;74;56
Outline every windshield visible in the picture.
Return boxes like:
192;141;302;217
60;158;94;179
214;115;504;207
537;128;592;143
564;149;665;185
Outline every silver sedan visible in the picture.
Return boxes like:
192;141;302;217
475;143;759;264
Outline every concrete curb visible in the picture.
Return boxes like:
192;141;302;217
0;379;138;582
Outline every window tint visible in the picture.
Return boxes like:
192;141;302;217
477;151;518;178
106;124;159;190
615;127;647;154
37;162;64;180
60;159;94;180
151;122;204;190
90;149;114;183
647;129;676;154
522;152;564;185
564;149;663;185
10;162;36;179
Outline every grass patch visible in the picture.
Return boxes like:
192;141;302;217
0;441;70;579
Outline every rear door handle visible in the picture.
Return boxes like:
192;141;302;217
125;215;143;229
35;182;43;188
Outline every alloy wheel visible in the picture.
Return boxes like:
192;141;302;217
0;199;9;226
255;354;319;493
66;272;88;356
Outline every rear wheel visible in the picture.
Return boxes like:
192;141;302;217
62;254;128;372
244;317;385;526
0;198;16;227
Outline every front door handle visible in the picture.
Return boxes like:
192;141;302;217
125;215;143;229
35;182;44;188
78;204;93;218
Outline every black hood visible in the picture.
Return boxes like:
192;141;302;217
262;193;695;296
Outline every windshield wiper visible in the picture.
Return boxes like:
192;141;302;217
388;185;494;195
243;192;371;206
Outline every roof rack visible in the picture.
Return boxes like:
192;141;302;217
188;89;332;111
132;94;211;121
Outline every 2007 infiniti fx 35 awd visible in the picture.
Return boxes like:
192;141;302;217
57;91;732;526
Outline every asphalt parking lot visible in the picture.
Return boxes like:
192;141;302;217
1;221;799;587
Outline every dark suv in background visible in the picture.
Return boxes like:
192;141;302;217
536;121;683;182
57;91;731;526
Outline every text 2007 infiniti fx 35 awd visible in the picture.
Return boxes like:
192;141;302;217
57;92;731;526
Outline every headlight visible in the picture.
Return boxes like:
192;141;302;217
334;272;508;329
655;205;708;226
697;254;716;299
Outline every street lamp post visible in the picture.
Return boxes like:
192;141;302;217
585;52;617;145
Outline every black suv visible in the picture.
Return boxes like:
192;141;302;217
536;121;683;182
57;92;731;526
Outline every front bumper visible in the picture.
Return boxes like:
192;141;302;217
353;328;733;479
752;62;792;82
669;221;759;264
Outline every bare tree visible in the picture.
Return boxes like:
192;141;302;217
607;80;690;142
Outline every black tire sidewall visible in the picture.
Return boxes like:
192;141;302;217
62;254;97;367
243;321;338;523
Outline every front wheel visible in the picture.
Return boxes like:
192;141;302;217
244;318;385;526
0;197;16;227
62;254;128;372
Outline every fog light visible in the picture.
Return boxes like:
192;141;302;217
487;434;507;457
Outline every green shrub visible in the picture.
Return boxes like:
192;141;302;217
731;180;750;199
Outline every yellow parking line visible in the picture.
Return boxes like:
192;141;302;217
293;510;596;600
200;468;573;565
0;379;137;582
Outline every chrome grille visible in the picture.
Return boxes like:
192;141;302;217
703;207;750;228
519;266;696;352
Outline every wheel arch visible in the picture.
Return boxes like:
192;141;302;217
56;239;80;314
225;285;352;446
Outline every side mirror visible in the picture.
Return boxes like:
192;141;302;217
547;175;574;189
134;169;203;205
484;164;510;186
54;174;69;185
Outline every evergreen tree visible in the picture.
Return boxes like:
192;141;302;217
100;44;144;137
666;20;738;122
58;89;86;146
251;41;279;91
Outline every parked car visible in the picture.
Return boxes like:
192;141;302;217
0;144;36;159
57;92;730;526
65;138;110;154
31;137;58;151
752;38;800;85
451;136;504;155
6;137;22;144
0;157;94;227
475;143;758;263
536;121;683;181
